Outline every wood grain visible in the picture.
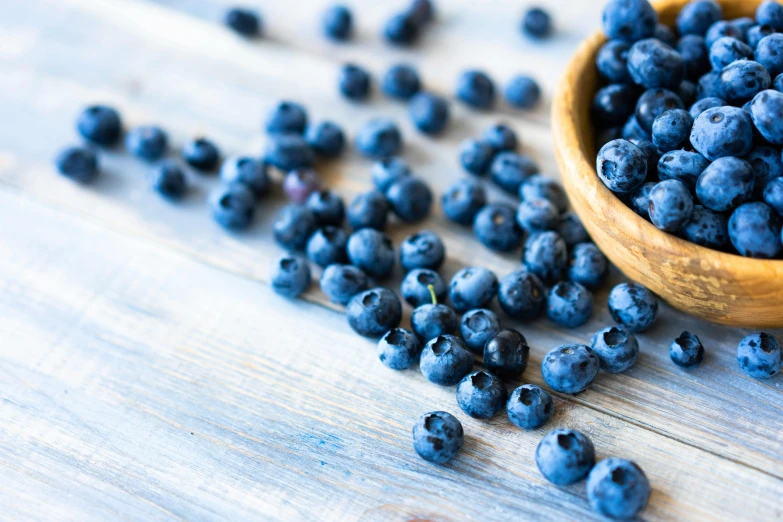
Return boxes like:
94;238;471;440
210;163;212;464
553;0;783;327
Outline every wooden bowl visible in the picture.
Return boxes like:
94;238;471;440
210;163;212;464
553;0;783;328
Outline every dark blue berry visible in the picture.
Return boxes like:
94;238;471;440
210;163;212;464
682;205;729;249
689;96;725;118
750;89;783;145
306;226;348;267
419;335;474;386
412;303;458;341
339;64;371;101
456;371;507;419
346;287;402;338
748;24;777;49
448;267;498;313
635;88;684;132
732;17;755;39
408;0;435;26
126;125;167;162
737;332;782;379
399;230;445;271
596;139;647;193
691;106;754;160
497;269;545;322
378;328;422;370
211;183;256;230
677;35;710;80
386;176;433;222
322;4;353;41
490;152;538;194
483;329;529;380
76;105;122;146
523;231;567;285
670;331;704;367
558;212;590;247
55;146;98;183
383;12;419;46
347;190;389;231
505;75;542;109
745;145;783;196
629;137;659;178
597;40;633;83
709;37;753;70
601;0;657;43
586;458;650;519
630;182;655;219
628;38;684;89
220;157;270;198
264;133;314;170
676;0;721;36
409;92;450;135
546;282;594;328
593;84;639;128
381;64;421;100
522;7;552;39
441;178;487;225
474;203;524;252
622;115;651;141
755;34;783;78
273;204;317;250
346;228;395;279
655;23;676;46
459;308;501;354
455;70;496;109
182;137;220;172
459;139;494;176
224;7;261;37
568;243;609;290
520;175;568;213
764;176;783;215
728;202;782;258
516;198;560;232
695;157;754;212
705;21;744;49
658;150;709;190
356;118;402;158
536;428;596;485
507;384;554;430
591;326;639;373
719;60;771;103
149;160;186;200
697;70;724;99
270;254;311;298
401;268;446;307
652;109;693;153
757;1;783;32
265;101;307;135
320;264;368;305
608;282;658;333
482;123;519;153
306;189;345;226
306;121;345;158
412;411;463;464
542;345;600;394
372;157;411;192
649;179;693;232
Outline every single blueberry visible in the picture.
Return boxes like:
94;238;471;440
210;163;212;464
448;267;499;313
522;7;552;39
498;269;546;322
591;326;639;373
265;101;307;135
346;228;395;279
542;345;600;394
657;150;709;191
220;157;270;199
695;157;754;212
182;137;220;172
383;12;419;46
536;428;596;485
490;152;539;194
719;60;771;103
483;329;530;380
455;70;496;109
596;139;648;193
401;268;447;307
407;0;435;27
456;371;508;419
677;35;710;80
283;168;321;204
635;88;684;132
412;303;458;341
356;118;403;158
378;328;422;371
736;332;782;379
400;230;445;271
757;1;783;32
690;106;754;160
270;254;311;298
322;4;353;41
670;331;705;367
546;282;594;328
273;204;317;250
382;64;422;100
386;177;433;222
627;38;684;89
442;178;487;225
76;105;122;146
629;182;656;220
745;145;783;197
412;411;463;464
346;287;402;338
682;205;729;249
516;198;560;233
520;175;568;214
728;202;783;258
593;84;639;128
655;24;676;46
459;308;501;354
750;90;783;145
149;160;186;200
409;92;450;135
372;157;411;192
557;212;590;247
126;125;167;162
523;231;568;285
586;458;650;519
211;183;256;230
339;64;372;101
306;189;345;226
305;226;348;267
506;384;554;430
419;335;474;386
689;96;725;118
651;109;693;153
648;179;694;232
676;0;721;37
629;138;659;179
320;264;368;305
54;146;98;183
505;75;542;109
608;282;658;333
601;0;657;43
305;121;345;158
474;203;524;252
597;40;633;84
459;139;494;176
764;176;783;215
748;24;777;50
568;243;609;290
709;37;754;70
264;133;314;171
482;123;519;153
755;34;783;77
705;21;744;49
224;7;262;37
347;190;389;231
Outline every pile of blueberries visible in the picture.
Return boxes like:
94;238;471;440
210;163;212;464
594;0;783;259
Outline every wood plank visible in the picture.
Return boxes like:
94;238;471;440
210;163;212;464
1;190;781;521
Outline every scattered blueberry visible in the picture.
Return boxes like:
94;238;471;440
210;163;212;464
346;287;402;338
224;7;262;37
459;308;501;354
126;125;167;162
346;228;396;279
607;282;658;333
399;230;445;271
420;335;474;386
596;139;647;193
270;254;311;298
306;189;345;226
409;92;450;135
412;303;458;341
55;146;98;183
76;105;122;146
347;190;389;231
601;0;657;43
210;183;256;230
670;330;705;367
520;175;568;213
322;4;353;41
149;160;186;200
338;64;372;101
523;231;568;285
306;121;346;158
401;268;447;307
455;70;496;109
568;242;609;290
728;201;782;258
535;428;596;485
264;133;314;171
273;204;318;250
448;267;498;313
682;205;729;249
182;137;220;172
497;269;546;322
283;168;321;204
586;458;650;519
648;179;693;232
736;332;782;379
695;157;754;212
483;328;529;380
412;411;463;464
482;123;519;153
305;226;348;267
474;203;524;252
378;328;422;370
356;118;403;158
386;177;433;222
456;371;508;419
320;264;368;305
383;12;419;46
506;384;554;430
220;157;271;199
505;75;542;109
542;344;600;394
546;282;594;328
372;157;411;192
265;101;307;135
441;178;487;226
459;139;495;176
522;7;552;39
382;64;422;100
590;326;639;373
490;152;539;194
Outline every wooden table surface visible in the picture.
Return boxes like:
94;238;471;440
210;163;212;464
1;0;781;520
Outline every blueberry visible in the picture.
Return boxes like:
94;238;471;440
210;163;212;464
507;384;554;430
455;70;496;109
347;190;389;231
442;178;487;225
689;96;725;118
521;6;552;39
338;64;372;101
383;12;419;46
546;282;594;328
568;243;609;290
181;137;220;172
679;76;699;103
320;264;368;305
378;328;422;370
306;189;345;226
283;168;321;204
519;175;567;214
655;23;676;46
651;109;692;154
305;121;345;158
593;84;638;128
629;182;656;219
676;0;721;37
474;203;524;252
412;411;463;464
264;133;314;170
586;458;650;519
505;75;542;109
677;35;710;80
456;371;508;419
412;303;458;341
381;64;421;100
149;160;186;200
748;24;777;50
755;34;783;77
459;139;494;176
628;38;684;89
596;139;647;193
745;145;783;196
356;118;402;158
346;287;402;338
709;37;753;70
265;101;307;135
482;123;519;153
657;150;709;191
705;21;744;49
750;90;783;145
220;157;270;199
401;268;446;307
542;344;600;394
224;7;262;37
76;105;122;146
764;176;783;215
728;202;783;258
737;332;782;379
459;308;501;354
54;146;98;183
399;230;445;271
126;125;167;162
273;204;317;250
386;177;433;222
270;254;311;298
622;115;651;141
557;212;590;247
448;267;498;313
408;0;435;26
597;40;633;84
682;205;729;249
757;1;783;32
419;335;474;386
306;226;348;267
523;231;567;285
697;70;724;100
409;92;450;135
691;106;754;160
372;157;411;192
536;428;596;485
497;269;546;322
346;228;395;279
601;0;657;43
695;157;754;212
635;88;684;132
720;60;771;103
484;329;530;380
670;331;704;367
210;183;256;230
607;282;658;333
629;137;660;178
490;152;539;194
591;326;639;373
648;179;693;232
732;17;755;40
516;198;560;233
322;4;353;41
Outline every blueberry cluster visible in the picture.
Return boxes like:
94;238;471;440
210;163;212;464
455;70;543;111
594;0;783;259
